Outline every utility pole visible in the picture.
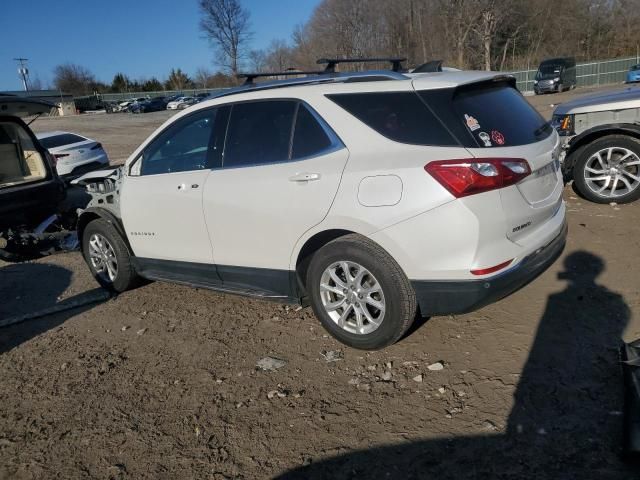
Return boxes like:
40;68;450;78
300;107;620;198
13;57;30;91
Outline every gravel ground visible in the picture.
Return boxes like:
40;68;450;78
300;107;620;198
2;85;640;479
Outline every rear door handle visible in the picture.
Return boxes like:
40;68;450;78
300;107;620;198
289;172;320;182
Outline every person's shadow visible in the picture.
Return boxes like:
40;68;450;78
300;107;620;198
0;262;109;355
277;251;635;479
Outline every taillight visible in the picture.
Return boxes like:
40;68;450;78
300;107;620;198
425;158;531;198
91;142;102;150
45;151;57;167
470;259;513;276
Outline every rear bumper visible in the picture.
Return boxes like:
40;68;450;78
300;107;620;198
411;221;567;315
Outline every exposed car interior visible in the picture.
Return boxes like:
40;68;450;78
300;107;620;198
0;121;47;188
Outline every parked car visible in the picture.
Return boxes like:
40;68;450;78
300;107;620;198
534;57;577;94
0;95;80;261
552;85;640;203
626;64;640;84
195;92;217;103
130;97;168;113
36;131;109;177
74;66;566;350
166;96;196;110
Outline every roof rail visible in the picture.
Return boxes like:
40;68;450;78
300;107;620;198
238;70;327;85
317;57;407;73
213;70;408;101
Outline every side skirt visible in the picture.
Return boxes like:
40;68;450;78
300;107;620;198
131;257;301;304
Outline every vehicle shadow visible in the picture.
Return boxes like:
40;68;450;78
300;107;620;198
0;262;109;355
277;251;635;479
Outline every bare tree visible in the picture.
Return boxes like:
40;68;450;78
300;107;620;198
194;67;213;88
52;63;98;95
199;0;252;78
248;50;267;72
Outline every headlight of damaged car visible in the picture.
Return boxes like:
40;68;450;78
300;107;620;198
554;77;560;82
551;114;574;136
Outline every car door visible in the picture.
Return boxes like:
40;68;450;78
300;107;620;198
202;100;348;281
121;107;223;265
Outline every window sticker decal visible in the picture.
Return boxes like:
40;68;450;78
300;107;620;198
478;131;492;147
491;130;505;145
464;114;480;131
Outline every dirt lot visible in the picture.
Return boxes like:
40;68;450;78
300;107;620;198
2;85;640;479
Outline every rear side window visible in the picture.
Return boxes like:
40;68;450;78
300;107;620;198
326;91;456;146
39;133;86;149
291;104;333;160
449;84;551;148
224;101;297;168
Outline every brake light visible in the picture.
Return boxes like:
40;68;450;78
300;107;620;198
91;142;102;150
45;151;57;167
425;158;531;198
470;259;513;276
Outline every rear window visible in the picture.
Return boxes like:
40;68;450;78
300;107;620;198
39;133;85;149
326;92;456;146
447;85;552;148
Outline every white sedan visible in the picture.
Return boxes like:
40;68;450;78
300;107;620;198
166;97;196;110
36;131;109;177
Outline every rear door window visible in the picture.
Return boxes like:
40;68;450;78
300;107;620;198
448;84;551;148
326;91;456;146
223;100;297;168
39;133;86;149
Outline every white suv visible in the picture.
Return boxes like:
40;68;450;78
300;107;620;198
75;65;567;350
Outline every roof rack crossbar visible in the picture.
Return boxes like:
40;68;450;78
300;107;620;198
237;70;327;85
317;57;407;73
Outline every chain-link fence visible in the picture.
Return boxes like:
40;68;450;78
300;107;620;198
511;56;640;92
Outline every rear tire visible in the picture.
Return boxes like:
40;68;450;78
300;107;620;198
572;135;640;204
306;234;416;350
82;219;139;292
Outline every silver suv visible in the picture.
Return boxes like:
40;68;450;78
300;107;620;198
552;86;640;203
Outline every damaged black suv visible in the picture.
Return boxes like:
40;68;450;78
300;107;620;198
0;95;79;261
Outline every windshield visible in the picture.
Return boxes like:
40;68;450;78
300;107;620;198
39;133;85;149
536;64;562;79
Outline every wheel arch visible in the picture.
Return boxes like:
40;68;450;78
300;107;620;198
294;229;356;299
77;207;133;255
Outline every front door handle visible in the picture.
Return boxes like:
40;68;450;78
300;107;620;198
289;172;321;182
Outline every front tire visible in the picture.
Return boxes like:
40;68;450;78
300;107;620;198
307;234;416;350
82;219;139;292
572;135;640;204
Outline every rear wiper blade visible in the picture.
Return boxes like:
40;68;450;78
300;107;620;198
27;112;43;126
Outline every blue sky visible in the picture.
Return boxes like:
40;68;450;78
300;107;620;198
0;0;320;91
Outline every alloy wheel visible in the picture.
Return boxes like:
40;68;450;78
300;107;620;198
584;146;640;198
88;233;118;282
319;261;386;335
